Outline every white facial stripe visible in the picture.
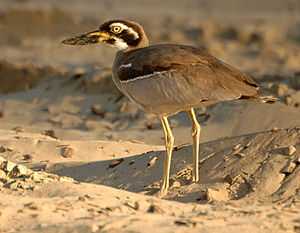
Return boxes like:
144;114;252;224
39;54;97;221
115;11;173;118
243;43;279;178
110;22;139;39
113;38;128;50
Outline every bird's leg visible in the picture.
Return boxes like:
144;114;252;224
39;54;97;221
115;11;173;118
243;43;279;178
187;108;201;182
159;116;174;196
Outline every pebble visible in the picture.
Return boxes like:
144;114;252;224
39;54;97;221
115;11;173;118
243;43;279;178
124;201;139;210
91;104;106;118
108;158;124;168
271;127;279;132
0;146;6;153
281;161;296;174
147;156;158;168
4;160;16;172
147;203;165;214
22;154;33;161
61;146;74;158
233;144;242;151
233;152;246;158
172;181;181;188
43;130;58;139
288;145;297;155
12;126;24;133
282;145;297;156
9;165;32;178
206;183;230;201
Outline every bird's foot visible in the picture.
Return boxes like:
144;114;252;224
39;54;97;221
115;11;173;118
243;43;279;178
156;184;169;198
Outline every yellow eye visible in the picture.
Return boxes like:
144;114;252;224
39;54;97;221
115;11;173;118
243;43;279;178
111;26;122;34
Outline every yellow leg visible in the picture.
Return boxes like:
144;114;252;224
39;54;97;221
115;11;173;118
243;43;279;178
187;108;201;182
159;116;174;196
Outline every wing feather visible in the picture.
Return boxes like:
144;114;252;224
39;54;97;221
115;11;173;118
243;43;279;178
115;44;259;103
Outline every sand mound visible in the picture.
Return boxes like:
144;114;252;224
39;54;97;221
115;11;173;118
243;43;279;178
48;128;300;203
0;128;299;233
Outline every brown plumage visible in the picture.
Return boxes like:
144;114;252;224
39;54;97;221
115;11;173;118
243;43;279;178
62;19;276;196
113;44;259;115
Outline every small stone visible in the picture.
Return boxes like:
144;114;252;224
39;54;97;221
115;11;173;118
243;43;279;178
8;165;23;178
281;161;297;174
280;145;297;156
24;202;38;210
147;204;165;214
206;183;230;201
172;181;181;188
91;105;105;118
0;146;6;153
108;158;124;169
287;145;297;155
71;68;85;79
145;121;154;130
59;176;74;183
31;173;44;182
233;144;242;151
174;219;196;227
124;201;139;210
4;160;16;172
12;126;24;133
43;130;58;139
16;165;32;176
233;152;246;158
147;156;158;168
61;146;74;158
128;160;135;165
78;196;86;201
22;154;32;161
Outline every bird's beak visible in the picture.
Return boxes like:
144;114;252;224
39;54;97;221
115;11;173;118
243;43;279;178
62;30;110;46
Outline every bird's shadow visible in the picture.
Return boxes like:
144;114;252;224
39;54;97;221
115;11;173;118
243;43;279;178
47;139;237;202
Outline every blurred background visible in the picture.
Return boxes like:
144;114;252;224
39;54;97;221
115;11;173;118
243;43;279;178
0;0;300;145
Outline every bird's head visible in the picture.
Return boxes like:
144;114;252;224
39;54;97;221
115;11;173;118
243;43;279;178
62;19;149;51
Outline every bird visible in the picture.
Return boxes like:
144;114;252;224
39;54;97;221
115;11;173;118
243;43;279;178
62;19;276;196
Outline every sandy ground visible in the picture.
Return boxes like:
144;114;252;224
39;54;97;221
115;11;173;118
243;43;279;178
0;0;300;232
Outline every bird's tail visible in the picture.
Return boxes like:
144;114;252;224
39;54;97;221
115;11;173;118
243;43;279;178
258;95;278;104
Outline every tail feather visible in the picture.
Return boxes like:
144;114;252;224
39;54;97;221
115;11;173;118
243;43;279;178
259;95;278;104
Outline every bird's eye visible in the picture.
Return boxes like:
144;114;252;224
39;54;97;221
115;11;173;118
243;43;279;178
111;26;122;34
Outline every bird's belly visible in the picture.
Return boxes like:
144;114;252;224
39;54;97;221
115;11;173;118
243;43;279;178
114;71;203;115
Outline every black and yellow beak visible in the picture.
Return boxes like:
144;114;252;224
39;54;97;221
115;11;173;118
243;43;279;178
62;30;110;46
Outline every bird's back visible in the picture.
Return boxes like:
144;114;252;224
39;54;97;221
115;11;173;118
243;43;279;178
112;44;259;115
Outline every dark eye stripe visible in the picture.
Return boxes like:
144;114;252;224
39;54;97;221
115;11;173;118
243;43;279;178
120;30;140;46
